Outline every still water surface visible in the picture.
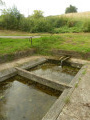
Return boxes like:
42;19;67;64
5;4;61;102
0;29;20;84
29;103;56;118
0;76;60;120
29;62;79;84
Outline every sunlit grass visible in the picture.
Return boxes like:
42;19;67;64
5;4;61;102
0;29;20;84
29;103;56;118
0;33;90;56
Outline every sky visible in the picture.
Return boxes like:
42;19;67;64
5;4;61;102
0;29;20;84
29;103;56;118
2;0;90;17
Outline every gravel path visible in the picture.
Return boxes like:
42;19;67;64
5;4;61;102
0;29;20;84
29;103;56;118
0;36;41;38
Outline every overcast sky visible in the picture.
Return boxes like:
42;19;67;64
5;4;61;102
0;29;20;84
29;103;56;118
3;0;90;16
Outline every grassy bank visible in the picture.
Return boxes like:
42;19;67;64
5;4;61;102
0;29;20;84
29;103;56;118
0;33;90;56
0;30;50;36
0;30;40;36
33;33;90;54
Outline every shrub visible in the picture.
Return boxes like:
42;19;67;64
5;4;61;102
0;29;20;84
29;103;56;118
0;7;90;33
83;20;90;32
30;18;53;33
1;6;24;30
67;20;77;27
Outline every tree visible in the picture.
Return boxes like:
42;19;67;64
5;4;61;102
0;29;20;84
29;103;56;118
1;6;24;30
31;10;44;19
65;5;77;14
0;0;5;5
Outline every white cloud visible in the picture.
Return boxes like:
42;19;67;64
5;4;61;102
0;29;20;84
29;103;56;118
3;0;90;16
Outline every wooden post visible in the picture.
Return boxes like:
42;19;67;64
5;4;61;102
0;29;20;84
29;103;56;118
29;36;32;46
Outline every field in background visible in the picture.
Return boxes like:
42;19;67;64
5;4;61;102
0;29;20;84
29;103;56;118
0;33;90;56
61;11;90;19
54;12;90;33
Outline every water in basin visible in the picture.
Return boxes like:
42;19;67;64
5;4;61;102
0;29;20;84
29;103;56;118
0;76;61;120
28;60;80;84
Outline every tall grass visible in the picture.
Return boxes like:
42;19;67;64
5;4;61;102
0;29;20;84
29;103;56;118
62;11;90;19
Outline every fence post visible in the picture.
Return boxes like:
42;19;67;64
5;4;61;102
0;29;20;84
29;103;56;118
29;36;32;46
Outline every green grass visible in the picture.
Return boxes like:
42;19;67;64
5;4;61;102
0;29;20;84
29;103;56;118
54;26;83;33
0;38;32;55
75;82;78;88
64;97;70;104
32;33;90;54
0;33;90;56
82;69;87;75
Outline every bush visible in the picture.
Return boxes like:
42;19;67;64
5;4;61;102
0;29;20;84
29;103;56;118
0;7;90;33
30;18;53;33
67;20;77;27
83;20;90;32
1;6;24;30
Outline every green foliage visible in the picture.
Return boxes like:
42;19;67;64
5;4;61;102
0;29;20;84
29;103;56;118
64;97;70;104
82;69;87;75
65;5;77;14
45;16;68;28
75;82;78;88
19;17;34;31
67;20;77;27
30;18;53;33
0;95;5;100
0;6;90;33
54;26;83;33
31;10;44;19
83;20;90;32
0;0;5;5
1;6;24;30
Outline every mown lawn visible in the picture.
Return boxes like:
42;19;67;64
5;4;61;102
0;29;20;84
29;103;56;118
0;33;90;56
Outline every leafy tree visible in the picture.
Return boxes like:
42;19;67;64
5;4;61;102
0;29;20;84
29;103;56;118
0;0;5;5
65;5;77;14
1;6;24;30
31;10;44;19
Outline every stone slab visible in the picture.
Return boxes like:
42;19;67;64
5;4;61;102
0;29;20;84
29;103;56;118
16;67;72;91
57;64;90;120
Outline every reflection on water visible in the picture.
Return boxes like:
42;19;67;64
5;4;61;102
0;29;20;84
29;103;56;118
29;62;79;84
0;76;61;120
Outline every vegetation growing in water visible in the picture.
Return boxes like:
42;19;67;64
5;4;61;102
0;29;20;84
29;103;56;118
65;97;70;104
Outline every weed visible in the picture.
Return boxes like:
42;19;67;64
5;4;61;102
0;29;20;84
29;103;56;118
7;54;14;61
79;78;81;81
65;97;70;104
75;82;78;88
82;69;87;75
